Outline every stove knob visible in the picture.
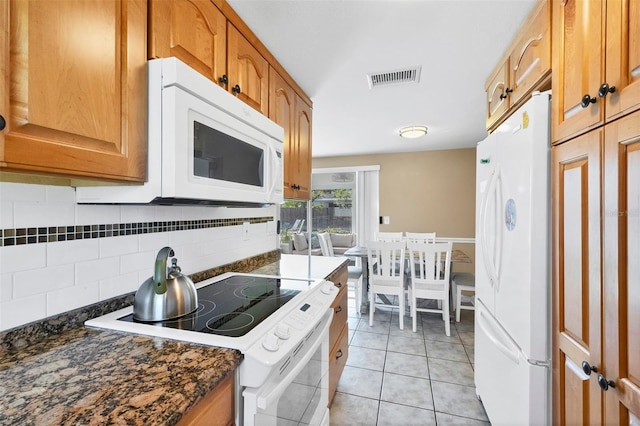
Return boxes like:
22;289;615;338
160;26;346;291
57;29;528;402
320;281;335;295
262;332;279;352
275;323;291;340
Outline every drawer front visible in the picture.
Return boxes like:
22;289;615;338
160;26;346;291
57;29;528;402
328;324;349;406
329;285;348;348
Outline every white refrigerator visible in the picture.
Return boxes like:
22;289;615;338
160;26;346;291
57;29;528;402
475;91;550;425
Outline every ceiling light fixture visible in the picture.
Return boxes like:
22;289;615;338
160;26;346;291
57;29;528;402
399;126;428;139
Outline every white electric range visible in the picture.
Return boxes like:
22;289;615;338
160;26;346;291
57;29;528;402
86;272;339;425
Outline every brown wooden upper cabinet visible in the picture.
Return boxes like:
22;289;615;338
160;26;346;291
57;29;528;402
551;0;640;145
149;0;269;115
148;0;226;85
485;0;551;131
0;0;148;182
269;68;312;200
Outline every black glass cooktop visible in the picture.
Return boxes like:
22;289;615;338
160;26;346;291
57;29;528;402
119;275;312;337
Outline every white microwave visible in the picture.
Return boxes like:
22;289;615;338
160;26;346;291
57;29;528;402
76;57;284;206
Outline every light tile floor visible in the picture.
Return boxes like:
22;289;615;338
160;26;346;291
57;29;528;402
330;290;489;426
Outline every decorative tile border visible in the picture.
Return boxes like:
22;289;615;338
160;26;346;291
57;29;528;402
0;216;274;247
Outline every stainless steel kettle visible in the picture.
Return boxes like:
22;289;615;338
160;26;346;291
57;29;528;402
133;247;198;322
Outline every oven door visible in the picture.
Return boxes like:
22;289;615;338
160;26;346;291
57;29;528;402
242;310;332;426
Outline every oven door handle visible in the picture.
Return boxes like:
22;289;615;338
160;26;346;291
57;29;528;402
248;309;333;410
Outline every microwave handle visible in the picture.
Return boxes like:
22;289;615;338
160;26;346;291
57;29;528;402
268;143;279;198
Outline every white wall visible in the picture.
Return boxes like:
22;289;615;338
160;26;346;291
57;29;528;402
0;182;279;331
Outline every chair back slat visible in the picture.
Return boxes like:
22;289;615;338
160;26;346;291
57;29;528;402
405;232;437;244
374;232;404;242
318;232;334;257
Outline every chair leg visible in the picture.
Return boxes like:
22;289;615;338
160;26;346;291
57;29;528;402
399;291;404;330
444;298;450;337
456;287;462;322
369;291;375;327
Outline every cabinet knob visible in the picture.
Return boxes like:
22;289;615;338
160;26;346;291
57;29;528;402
499;87;513;100
581;94;597;108
218;75;228;85
582;361;598;376
598;83;616;98
0;115;5;131
597;374;615;391
232;84;241;94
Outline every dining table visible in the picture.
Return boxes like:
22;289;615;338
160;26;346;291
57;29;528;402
344;244;473;314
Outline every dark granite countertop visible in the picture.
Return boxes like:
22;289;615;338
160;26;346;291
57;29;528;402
0;325;241;425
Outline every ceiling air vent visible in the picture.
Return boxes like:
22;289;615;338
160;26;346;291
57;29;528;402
367;66;422;89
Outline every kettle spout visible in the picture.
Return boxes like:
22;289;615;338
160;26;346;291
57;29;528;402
154;247;174;295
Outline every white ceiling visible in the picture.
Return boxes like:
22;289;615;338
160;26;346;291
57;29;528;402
227;0;536;158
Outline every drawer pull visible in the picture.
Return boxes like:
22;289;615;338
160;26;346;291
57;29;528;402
335;306;342;313
335;350;343;359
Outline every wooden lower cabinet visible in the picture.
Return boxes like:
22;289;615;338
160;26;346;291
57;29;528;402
552;129;603;424
602;110;640;424
552;109;640;424
178;372;235;426
326;264;349;405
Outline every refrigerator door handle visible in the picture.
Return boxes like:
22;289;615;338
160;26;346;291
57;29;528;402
494;170;504;292
478;306;520;364
480;166;500;288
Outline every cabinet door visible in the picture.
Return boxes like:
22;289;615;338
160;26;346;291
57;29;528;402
603;111;640;424
551;0;604;144
509;0;551;107
551;129;603;425
269;69;296;198
328;324;348;407
485;60;510;131
149;0;226;85
603;0;640;122
292;96;312;200
227;25;269;115
1;0;147;181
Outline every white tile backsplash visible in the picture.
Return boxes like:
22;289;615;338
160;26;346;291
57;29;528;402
47;281;101;317
15;201;75;227
1;244;47;273
76;204;121;225
99;234;139;258
47;239;100;267
13;264;74;298
1;294;47;331
99;272;140;300
0;201;14;228
1;273;12;302
75;257;120;285
0;182;278;332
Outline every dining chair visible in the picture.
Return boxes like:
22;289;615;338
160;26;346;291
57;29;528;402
367;240;406;329
406;241;453;334
404;232;437;312
319;233;363;312
374;231;404;242
451;272;476;322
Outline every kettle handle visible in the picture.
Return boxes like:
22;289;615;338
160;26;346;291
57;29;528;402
154;247;174;295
